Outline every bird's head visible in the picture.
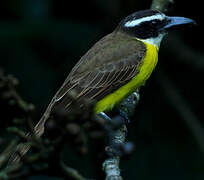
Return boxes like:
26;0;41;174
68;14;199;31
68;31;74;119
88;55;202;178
117;9;196;48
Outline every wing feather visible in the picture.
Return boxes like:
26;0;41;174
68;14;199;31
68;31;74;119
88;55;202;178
52;33;146;112
8;32;147;167
53;62;140;111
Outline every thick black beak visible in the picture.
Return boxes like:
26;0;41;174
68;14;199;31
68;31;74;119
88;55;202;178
164;16;196;29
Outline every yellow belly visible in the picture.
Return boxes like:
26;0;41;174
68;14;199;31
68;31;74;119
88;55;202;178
94;41;158;113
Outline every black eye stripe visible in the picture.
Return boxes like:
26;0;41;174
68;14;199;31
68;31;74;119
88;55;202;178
138;19;169;30
117;10;168;39
140;19;162;27
151;20;160;24
120;18;168;39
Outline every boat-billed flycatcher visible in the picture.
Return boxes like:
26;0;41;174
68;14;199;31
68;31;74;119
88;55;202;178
9;9;195;165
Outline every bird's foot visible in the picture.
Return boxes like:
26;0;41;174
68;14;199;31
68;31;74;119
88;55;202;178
99;112;112;122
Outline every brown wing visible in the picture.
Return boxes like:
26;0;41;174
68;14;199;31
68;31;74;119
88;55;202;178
52;32;146;112
7;32;146;166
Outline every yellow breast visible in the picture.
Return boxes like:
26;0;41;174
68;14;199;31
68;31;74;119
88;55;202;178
94;41;158;113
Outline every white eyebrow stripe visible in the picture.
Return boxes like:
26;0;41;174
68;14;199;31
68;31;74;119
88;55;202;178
124;14;165;27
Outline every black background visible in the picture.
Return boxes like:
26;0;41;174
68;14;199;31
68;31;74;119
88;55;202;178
0;0;204;179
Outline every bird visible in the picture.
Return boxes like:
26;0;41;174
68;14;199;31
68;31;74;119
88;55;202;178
8;9;195;165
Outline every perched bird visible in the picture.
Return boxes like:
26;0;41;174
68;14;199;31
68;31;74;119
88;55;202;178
8;9;195;165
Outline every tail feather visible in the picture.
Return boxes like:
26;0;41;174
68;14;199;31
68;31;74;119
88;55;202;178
7;142;31;166
7;88;71;166
7;113;49;166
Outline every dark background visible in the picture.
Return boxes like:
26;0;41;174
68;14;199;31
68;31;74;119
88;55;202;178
0;0;204;179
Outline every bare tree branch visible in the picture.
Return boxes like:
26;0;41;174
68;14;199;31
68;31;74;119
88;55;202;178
151;0;173;12
102;92;139;180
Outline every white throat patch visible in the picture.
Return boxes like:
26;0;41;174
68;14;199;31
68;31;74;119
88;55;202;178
125;14;165;28
138;33;165;49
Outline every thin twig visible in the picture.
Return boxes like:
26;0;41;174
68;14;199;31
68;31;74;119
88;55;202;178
0;141;18;169
60;161;89;180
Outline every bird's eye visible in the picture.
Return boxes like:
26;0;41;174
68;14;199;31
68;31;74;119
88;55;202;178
151;20;158;25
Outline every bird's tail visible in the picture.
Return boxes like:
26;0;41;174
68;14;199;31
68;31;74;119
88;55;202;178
7;111;50;166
